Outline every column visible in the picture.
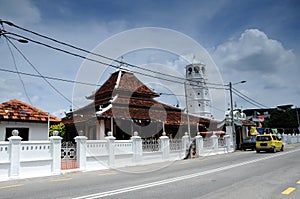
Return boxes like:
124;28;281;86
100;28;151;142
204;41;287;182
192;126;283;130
160;132;170;160
224;135;231;152
182;132;189;154
50;135;63;174
195;132;203;156
99;119;105;140
74;136;88;170
211;134;218;153
8;132;22;178
105;131;116;167
131;131;142;163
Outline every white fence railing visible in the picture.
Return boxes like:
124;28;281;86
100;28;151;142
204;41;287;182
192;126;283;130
4;131;299;181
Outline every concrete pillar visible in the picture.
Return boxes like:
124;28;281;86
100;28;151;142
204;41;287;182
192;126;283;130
105;131;115;166
287;134;292;144
282;133;287;144
160;132;170;160
8;132;22;178
182;132;190;154
49;135;63;174
99;119;105;140
195;133;203;156
131;131;142;162
297;134;300;143
211;134;218;153
225;125;234;150
74;136;88;170
224;134;231;152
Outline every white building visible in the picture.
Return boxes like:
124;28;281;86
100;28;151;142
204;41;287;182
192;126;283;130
185;63;212;118
0;99;60;141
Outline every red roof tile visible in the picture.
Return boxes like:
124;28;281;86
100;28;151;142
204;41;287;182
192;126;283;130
0;99;61;123
87;71;159;101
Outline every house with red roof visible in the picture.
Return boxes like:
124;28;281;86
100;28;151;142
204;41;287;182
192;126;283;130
63;70;217;140
0;99;61;141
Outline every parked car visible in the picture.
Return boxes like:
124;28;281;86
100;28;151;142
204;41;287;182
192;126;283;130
241;137;256;151
256;134;284;153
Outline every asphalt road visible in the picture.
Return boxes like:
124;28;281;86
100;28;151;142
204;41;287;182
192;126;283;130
1;144;300;199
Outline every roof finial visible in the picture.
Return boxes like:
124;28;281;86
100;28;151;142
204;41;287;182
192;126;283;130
119;56;127;70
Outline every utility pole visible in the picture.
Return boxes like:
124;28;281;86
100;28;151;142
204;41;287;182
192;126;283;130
296;106;300;132
184;81;191;139
228;81;246;150
229;82;236;150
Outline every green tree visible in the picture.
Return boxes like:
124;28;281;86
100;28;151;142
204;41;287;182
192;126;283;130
264;110;297;128
49;122;65;137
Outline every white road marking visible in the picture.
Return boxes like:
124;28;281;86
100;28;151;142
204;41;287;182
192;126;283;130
73;148;300;199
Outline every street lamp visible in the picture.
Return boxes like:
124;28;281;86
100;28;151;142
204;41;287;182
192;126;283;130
228;81;246;150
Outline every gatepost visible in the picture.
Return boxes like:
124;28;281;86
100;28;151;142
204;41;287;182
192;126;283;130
74;136;88;170
50;132;63;174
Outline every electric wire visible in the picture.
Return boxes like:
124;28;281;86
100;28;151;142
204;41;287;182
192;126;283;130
3;32;33;105
3;33;226;90
232;87;268;108
4;36;79;108
0;20;224;87
232;89;264;108
0;67;102;86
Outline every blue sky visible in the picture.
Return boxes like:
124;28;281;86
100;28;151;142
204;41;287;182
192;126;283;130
0;0;299;120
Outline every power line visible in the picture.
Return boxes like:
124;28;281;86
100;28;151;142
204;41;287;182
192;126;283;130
3;32;226;91
0;20;224;87
4;33;33;105
232;89;265;108
0;67;102;87
232;87;268;108
4;36;79;108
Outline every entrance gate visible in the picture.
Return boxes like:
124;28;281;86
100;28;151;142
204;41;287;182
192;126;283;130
61;141;77;170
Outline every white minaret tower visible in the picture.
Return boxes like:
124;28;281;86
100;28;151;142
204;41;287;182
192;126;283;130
185;63;212;118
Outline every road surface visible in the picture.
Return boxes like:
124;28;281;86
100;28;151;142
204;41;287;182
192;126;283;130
1;144;300;199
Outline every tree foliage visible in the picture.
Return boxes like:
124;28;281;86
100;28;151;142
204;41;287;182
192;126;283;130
49;122;65;137
264;109;297;128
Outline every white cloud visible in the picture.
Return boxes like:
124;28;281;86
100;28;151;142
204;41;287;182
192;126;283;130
0;0;41;25
213;29;296;74
211;29;299;108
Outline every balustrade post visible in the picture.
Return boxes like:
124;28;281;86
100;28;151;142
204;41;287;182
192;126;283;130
105;132;116;167
74;136;88;170
182;132;189;155
287;134;292;144
50;134;62;174
8;130;22;178
211;134;218;153
282;133;287;144
131;131;142;162
160;132;169;160
195;133;203;156
224;135;231;152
